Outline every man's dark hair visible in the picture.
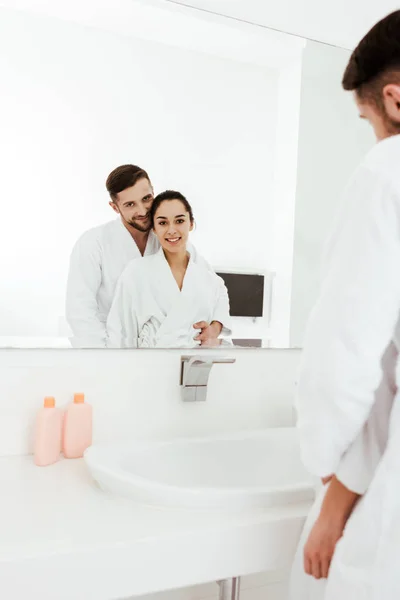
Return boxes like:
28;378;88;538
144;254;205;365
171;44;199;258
342;10;400;103
150;190;194;226
106;164;151;201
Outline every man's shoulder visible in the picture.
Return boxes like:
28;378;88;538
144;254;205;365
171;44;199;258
361;135;400;186
74;220;119;247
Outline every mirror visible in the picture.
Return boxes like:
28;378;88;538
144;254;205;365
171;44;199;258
0;1;374;349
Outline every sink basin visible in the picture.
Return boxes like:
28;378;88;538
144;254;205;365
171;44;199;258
84;428;315;512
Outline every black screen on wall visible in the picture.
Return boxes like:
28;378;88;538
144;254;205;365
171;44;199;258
216;272;264;318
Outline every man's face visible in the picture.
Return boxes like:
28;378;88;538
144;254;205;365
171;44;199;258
355;84;400;142
110;178;154;232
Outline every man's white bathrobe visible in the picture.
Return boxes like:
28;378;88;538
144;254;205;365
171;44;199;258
289;339;398;599
65;219;226;347
291;135;400;598
106;248;231;348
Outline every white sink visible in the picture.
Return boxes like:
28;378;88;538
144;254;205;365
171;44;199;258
84;428;315;512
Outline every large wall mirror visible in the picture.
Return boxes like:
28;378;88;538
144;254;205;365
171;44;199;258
0;0;374;349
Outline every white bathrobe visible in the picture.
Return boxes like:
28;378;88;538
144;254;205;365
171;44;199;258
289;339;398;599
65;219;225;347
106;248;231;348
292;134;400;598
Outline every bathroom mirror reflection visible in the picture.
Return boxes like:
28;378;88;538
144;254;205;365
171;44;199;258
0;0;374;349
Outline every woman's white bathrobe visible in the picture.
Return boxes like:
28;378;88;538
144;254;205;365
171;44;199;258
106;248;231;348
291;135;400;599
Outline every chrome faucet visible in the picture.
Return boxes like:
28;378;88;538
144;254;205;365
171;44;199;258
180;355;236;402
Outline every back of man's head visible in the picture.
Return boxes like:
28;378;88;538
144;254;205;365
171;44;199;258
106;165;151;201
342;10;400;106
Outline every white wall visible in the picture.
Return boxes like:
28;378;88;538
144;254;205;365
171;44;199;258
289;40;374;347
269;56;302;347
0;7;279;338
0;348;300;457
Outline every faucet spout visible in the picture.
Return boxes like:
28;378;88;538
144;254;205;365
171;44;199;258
180;355;236;402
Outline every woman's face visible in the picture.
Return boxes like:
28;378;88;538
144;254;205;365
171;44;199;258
153;199;193;254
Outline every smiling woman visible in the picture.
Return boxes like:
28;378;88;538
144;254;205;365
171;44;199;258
106;191;232;348
151;190;194;261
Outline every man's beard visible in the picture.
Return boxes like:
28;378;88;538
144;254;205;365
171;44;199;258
127;216;151;233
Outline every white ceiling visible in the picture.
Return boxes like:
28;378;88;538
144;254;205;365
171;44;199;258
0;0;305;68
158;0;400;49
1;0;397;51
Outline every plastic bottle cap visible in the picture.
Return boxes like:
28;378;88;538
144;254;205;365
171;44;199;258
74;393;85;404
44;396;55;408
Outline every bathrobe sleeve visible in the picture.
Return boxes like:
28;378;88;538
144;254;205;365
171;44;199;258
296;166;400;478
188;243;232;335
106;266;139;348
212;275;232;336
66;232;106;348
334;340;397;494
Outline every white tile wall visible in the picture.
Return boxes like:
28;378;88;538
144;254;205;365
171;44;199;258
0;348;301;457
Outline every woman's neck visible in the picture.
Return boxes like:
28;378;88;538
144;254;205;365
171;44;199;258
163;248;189;270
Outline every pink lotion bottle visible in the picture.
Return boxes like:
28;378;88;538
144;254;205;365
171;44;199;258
63;393;93;458
34;396;63;466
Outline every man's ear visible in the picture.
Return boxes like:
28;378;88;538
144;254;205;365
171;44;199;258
109;200;119;214
382;84;400;122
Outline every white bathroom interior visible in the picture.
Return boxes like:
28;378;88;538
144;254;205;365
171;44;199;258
0;0;391;598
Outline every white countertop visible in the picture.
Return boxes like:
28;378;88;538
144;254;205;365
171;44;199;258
0;455;312;600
